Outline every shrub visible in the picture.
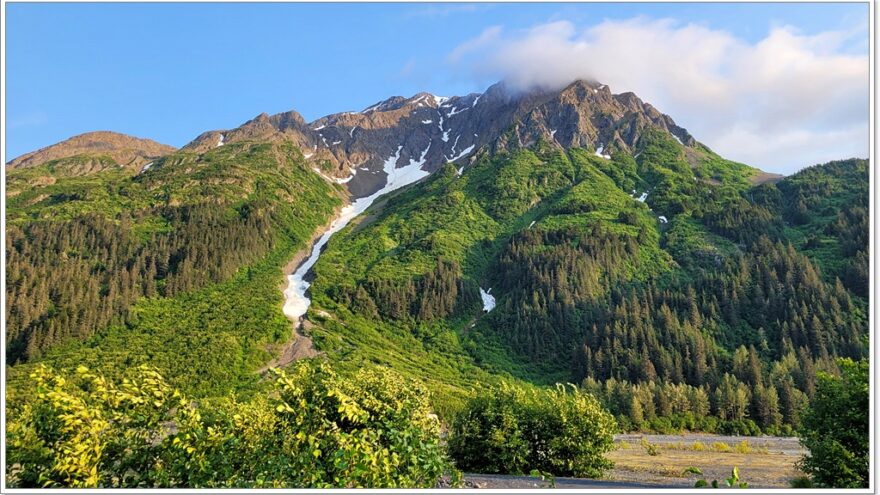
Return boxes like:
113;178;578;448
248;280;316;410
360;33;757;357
711;442;732;453
734;440;753;454
6;362;452;488
798;358;868;488
448;382;616;478
641;438;660;456
790;476;814;488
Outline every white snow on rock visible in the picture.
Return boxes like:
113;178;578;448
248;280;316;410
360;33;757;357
528;220;536;229
446;106;467;117
139;162;154;174
285;145;431;322
313;125;326;131
446;144;475;163
480;288;496;312
637;192;649;202
451;134;461;153
456;166;464;177
422;119;433;124
472;94;481;107
217;134;225;147
550;129;557;138
658;215;668;224
303;152;314;159
332;140;342;145
594;146;610;159
349;126;358;137
671;133;683;145
431;95;449;106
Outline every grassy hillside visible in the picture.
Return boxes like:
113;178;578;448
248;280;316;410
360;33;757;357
6;141;342;398
304;137;867;432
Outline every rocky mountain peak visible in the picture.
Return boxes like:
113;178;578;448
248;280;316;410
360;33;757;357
179;79;704;197
6;131;175;173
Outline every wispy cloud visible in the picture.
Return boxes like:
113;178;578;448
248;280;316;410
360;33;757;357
8;111;49;129
447;17;869;174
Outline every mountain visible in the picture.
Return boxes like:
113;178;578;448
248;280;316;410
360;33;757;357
5;79;867;438
178;80;762;198
6;131;175;175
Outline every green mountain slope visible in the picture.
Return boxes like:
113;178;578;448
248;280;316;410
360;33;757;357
304;135;867;430
6;141;343;396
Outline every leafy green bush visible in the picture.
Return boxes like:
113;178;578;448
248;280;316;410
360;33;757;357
692;466;749;488
447;382;616;478
798;358;868;488
7;362;452;488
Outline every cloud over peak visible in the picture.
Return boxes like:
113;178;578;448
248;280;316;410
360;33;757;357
448;17;868;174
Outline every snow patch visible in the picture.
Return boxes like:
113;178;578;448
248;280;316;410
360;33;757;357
480;288;496;312
550;129;557;138
658;215;668;224
446;106;467;117
431;95;449;106
285;145;431;321
303;152;314;159
140;162;154;174
216;134;225;147
422;120;433;124
472;94;481;107
332;140;342;145
528;220;536;229
456;166;464;177
637;192;649;202
313;125;326;131
349;126;358;137
446;144;475;163
594;146;611;159
671;133;683;145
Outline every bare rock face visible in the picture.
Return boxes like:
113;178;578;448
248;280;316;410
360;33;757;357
179;79;701;199
6;131;176;174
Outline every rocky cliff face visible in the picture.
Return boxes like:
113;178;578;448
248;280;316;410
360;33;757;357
8;80;703;194
180;79;702;198
6;131;176;174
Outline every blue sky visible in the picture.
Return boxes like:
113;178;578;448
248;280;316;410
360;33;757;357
5;2;870;172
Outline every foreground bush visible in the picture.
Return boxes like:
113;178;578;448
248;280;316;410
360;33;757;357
798;358;868;488
447;382;616;478
7;361;451;488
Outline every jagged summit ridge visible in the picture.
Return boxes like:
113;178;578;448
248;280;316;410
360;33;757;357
180;79;701;198
9;80;701;195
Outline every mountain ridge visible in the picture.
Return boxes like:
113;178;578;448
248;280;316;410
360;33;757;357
6;131;176;174
9;80;769;193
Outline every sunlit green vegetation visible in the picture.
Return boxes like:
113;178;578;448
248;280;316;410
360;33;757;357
7;362;453;488
447;382;616;478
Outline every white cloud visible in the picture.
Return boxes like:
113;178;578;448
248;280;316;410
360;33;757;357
447;18;868;174
447;26;502;64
